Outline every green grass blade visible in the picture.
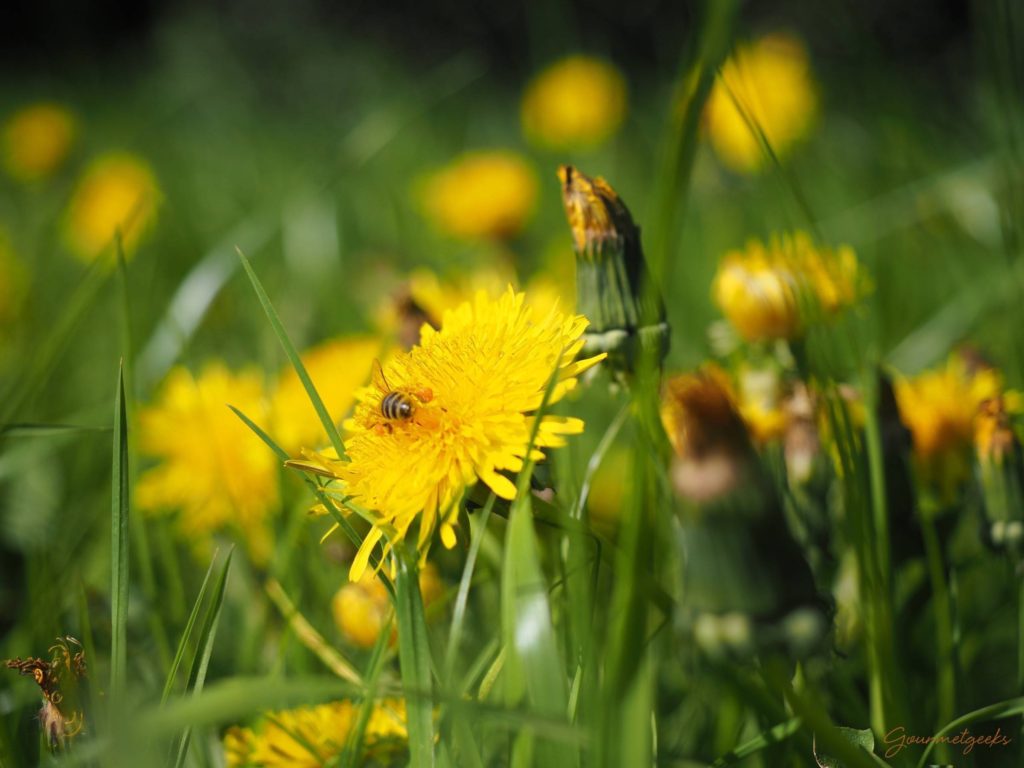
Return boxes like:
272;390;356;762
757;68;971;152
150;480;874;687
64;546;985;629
160;554;219;705
709;718;801;767
110;363;130;696
394;548;436;768
913;696;1024;768
235;247;346;459
172;549;234;768
444;497;495;680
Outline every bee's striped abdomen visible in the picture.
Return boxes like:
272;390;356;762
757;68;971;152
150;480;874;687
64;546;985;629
381;391;414;420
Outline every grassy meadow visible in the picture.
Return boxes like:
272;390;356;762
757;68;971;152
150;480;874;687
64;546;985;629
2;2;1024;766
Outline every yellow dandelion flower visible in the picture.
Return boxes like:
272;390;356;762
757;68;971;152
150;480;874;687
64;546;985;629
329;289;604;580
137;364;278;564
63;152;160;262
418;151;537;240
2;103;76;182
224;699;407;768
521;55;627;150
705;33;818;173
894;353;1005;497
712;231;866;343
270;336;382;455
332;562;442;648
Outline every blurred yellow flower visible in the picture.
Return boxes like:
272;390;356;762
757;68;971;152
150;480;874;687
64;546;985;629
419;151;537;240
704;33;818;173
308;289;604;580
270;336;382;455
2;103;76;182
734;364;788;443
895;353;1006;497
712;231;866;342
521;55;627;150
137;364;278;564
224;699;407;767
63;152;159;262
332;562;442;648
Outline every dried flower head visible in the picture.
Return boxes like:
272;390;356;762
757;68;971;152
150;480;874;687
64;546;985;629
4;637;87;749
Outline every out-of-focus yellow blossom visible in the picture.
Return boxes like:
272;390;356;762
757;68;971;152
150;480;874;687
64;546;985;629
270;336;382;455
332;562;442;648
63;152;160;262
521;55;627;150
305;289;604;580
586;446;629;535
418;151;537;240
704;33;818;173
224;699;407;767
137;364;278;564
734;364;788;443
895;353;1009;497
2;103;76;182
712;231;866;343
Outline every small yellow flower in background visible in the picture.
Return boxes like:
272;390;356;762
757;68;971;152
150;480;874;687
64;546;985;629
418;151;537;240
137;364;278;564
521;55;627;150
734;364;788;443
316;289;603;580
712;231;866;343
894;353;1010;497
224;699;407;767
270;336;382;455
63;152;160;262
704;33;818;173
2;103;76;182
332;562;442;648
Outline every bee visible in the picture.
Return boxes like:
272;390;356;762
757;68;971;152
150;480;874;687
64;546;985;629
373;361;433;425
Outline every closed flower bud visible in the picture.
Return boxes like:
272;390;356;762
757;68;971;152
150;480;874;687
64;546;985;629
558;165;668;375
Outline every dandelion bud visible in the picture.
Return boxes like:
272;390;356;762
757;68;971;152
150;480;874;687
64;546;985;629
558;165;668;374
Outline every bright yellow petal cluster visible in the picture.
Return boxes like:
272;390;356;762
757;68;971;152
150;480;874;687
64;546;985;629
521;55;627;150
63;152;160;262
419;151;537;240
895;354;1007;496
2;103;76;182
339;288;604;579
705;33;818;173
712;231;866;342
224;699;407;768
270;336;383;455
137;364;278;564
332;562;442;648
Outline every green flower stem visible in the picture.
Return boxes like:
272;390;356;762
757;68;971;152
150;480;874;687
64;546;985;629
921;514;954;761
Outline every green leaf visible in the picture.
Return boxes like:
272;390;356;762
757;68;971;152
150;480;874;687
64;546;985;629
160;554;219;705
236;247;346;459
110;364;130;696
394;549;436;768
172;549;234;768
711;718;802;767
814;727;875;768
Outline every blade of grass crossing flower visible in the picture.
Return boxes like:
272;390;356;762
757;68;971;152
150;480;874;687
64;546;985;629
394;547;436;768
110;364;130;696
444;497;495;679
172;549;233;768
160;554;219;705
236;247;346;459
